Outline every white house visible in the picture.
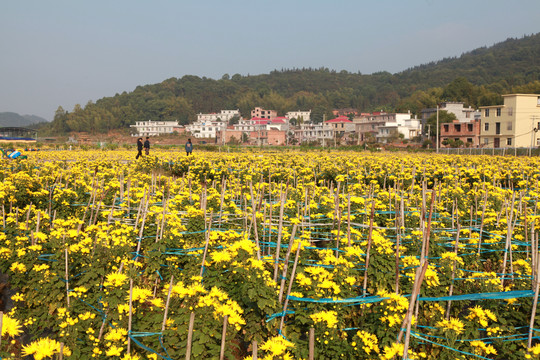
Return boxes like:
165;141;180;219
286;110;311;123
130;120;182;136
196;110;240;122
376;114;421;143
186;120;227;139
295;123;334;144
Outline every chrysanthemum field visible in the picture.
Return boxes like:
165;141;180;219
2;149;540;359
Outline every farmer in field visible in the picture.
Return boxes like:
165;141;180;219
185;138;193;156
144;137;150;155
136;138;143;159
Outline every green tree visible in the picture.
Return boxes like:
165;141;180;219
51;106;70;134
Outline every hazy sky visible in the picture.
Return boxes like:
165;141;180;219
1;0;539;121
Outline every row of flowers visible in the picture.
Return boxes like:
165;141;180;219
1;150;540;359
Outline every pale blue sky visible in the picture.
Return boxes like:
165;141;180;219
1;0;539;120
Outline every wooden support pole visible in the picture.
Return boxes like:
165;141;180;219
278;224;298;304
529;255;540;348
161;275;174;332
127;278;133;354
279;241;302;332
273;191;287;282
362;201;376;296
185;312;196;360
219;315;229;360
309;327;315;360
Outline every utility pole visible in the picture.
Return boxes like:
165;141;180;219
436;105;439;153
531;115;540;156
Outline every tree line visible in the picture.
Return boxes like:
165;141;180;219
45;33;540;135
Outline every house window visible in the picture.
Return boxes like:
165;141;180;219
537;138;540;146
507;122;512;131
484;123;489;131
507;138;512;146
496;108;501;116
443;124;449;132
485;109;490;117
455;124;461;132
466;112;471;118
484;138;489;145
508;107;513;116
467;138;473;143
467;124;473;131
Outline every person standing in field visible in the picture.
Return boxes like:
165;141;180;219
185;138;193;156
136;138;143;159
144;137;150;155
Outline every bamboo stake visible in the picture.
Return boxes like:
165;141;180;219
185;312;196;360
398;261;428;347
127;278;133;354
309;327;315;360
477;188;488;255
250;182;261;261
279;241;302;333
59;342;64;360
161;275;174;332
199;212;213;278
135;192;150;262
64;234;69;307
278;224;298;303
252;340;258;360
501;191;516;286
346;195;351;246
361;201;376;296
334;183;342;258
273;191;288;282
395;191;402;294
219;315;228;360
528;255;540;348
446;220;461;320
217;178;227;227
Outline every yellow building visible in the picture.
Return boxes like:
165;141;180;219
480;94;540;148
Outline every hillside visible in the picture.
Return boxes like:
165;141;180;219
45;33;540;135
0;112;49;127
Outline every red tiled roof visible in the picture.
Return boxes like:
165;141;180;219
326;116;352;123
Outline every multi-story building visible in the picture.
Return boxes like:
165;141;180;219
286;110;311;123
186;120;226;139
130;120;182;136
354;112;412;143
196;110;240;122
376;116;421;143
218;128;287;146
421;102;480;126
480;94;540;148
325;116;355;136
251;107;277;120
440;119;481;147
295;123;334;144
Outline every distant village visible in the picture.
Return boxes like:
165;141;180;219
130;94;540;149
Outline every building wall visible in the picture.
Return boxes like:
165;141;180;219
480;94;540;148
130;121;180;136
267;130;286;145
251;107;277;119
286;110;311;122
440;119;481;147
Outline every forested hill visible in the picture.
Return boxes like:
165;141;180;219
0;112;49;127
48;33;540;135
